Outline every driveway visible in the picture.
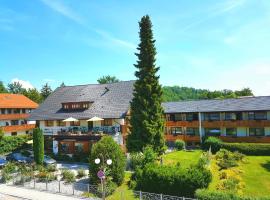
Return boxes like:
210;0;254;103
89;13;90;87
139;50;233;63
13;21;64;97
0;184;97;200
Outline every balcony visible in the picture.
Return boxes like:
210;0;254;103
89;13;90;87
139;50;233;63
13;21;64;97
0;113;30;120
2;124;35;132
218;136;270;143
165;134;200;142
166;121;199;127
202;120;270;128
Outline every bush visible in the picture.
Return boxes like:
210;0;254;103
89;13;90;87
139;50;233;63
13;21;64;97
0;135;31;154
33;128;44;165
97;179;117;197
216;149;239;169
222;143;270;156
73;153;89;163
50;153;73;162
195;189;270;200
89;136;126;185
175;139;185;150
202;137;223;153
61;169;75;183
134;162;212;197
77;168;86;178
36;171;56;182
46;164;57;172
130;152;144;170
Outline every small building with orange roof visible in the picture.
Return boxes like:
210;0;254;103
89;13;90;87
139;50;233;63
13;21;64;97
0;93;38;136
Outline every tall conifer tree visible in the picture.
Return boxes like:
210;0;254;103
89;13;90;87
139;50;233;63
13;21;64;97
127;15;165;154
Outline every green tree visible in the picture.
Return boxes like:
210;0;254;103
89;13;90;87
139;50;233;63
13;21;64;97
0;81;8;93
97;75;120;84
7;82;26;94
127;15;165;154
60;82;65;87
40;83;52;100
23;88;43;103
33;128;44;165
89;136;126;185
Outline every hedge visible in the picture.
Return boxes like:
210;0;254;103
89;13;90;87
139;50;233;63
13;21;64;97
195;189;270;200
134;162;212;197
0;135;31;154
202;137;270;155
222;143;270;156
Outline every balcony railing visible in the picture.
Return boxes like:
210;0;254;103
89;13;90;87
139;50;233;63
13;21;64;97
2;124;35;132
165;134;200;142
0;113;30;120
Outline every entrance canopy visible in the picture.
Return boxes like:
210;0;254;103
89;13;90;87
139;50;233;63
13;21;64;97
87;116;104;122
62;117;79;122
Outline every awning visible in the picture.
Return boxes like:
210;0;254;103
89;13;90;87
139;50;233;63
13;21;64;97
62;117;79;122
87;116;104;121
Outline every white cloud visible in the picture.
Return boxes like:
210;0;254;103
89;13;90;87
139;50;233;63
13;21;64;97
40;0;84;25
11;78;34;89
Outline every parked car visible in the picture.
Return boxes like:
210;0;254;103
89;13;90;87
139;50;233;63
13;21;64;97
6;153;33;163
0;157;7;168
44;155;56;166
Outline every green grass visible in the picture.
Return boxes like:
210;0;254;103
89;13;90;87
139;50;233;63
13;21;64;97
241;156;270;197
162;150;202;168
107;172;139;200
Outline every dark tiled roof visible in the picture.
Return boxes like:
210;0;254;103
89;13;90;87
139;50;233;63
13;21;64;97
162;96;270;113
29;81;135;120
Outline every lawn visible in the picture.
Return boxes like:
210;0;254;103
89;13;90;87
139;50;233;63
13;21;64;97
161;150;202;168
241;156;270;197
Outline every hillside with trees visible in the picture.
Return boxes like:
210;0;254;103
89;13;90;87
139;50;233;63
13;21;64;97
162;86;253;102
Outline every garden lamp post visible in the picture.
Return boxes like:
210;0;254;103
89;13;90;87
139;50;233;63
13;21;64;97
95;155;112;200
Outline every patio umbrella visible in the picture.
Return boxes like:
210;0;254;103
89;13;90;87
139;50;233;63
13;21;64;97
87;116;104;121
62;117;79;122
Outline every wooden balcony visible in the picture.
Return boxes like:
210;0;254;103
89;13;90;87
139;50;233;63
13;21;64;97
219;136;270;143
0;113;30;120
165;134;200;142
166;121;199;127
2;124;35;132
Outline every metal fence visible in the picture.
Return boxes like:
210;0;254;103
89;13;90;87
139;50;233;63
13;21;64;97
4;175;196;200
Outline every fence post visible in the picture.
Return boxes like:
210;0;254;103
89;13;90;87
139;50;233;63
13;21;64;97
183;197;185;200
87;184;89;193
72;183;74;195
46;178;48;191
34;177;35;189
139;191;142;200
160;193;163;200
59;181;61;193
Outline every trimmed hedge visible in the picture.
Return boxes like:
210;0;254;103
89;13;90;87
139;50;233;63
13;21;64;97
195;189;270;200
202;137;223;153
222;143;270;156
134;162;212;197
0;135;31;154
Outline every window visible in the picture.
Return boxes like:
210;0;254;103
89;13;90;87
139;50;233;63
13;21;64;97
168;114;175;121
11;120;19;125
186;127;199;136
22;109;26;114
175;114;183;121
11;132;17;136
7;109;12;114
45;120;54;127
204;113;220;121
225;113;237;120
248;112;267;120
57;120;66;127
226;128;237;136
60;143;70;153
1;109;5;114
205;128;221;136
171;127;183;135
249;128;265;136
20;120;25;125
75;143;84;153
70;121;80;126
14;109;20;114
102;119;112;126
186;113;198;121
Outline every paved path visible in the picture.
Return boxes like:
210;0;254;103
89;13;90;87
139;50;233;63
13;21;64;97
0;185;94;200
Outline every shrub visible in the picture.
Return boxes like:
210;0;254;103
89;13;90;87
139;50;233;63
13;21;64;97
175;140;185;150
77;168;86;178
195;189;270;200
0;135;30;154
130;152;144;170
73;153;89;163
202;137;223;153
61;169;75;183
33;128;44;165
222;143;270;156
216;149;245;170
97;179;117;197
46;164;57;172
142;146;157;167
89;136;126;185
51;153;73;162
134;162;212;197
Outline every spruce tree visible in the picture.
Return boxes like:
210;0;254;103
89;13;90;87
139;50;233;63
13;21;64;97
33;128;44;165
127;15;165;154
40;83;52;100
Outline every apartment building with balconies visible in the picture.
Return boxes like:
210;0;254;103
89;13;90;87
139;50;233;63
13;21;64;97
0;94;38;136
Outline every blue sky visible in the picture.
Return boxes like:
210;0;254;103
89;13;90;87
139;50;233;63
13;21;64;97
1;0;270;95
